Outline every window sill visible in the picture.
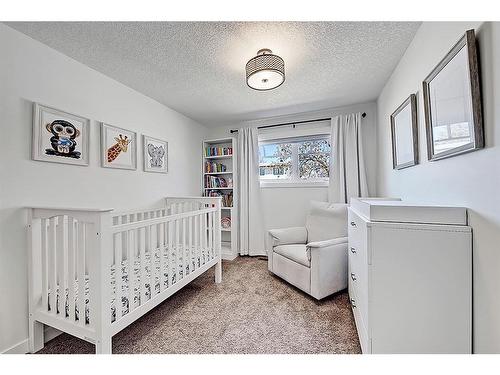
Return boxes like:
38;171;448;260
260;181;329;189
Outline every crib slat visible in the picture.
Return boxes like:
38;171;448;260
68;217;75;322
56;216;66;314
194;215;199;271
178;219;181;282
48;217;57;315
208;212;215;260
120;215;129;317
147;224;153;299
198;214;202;265
114;232;122;321
182;218;187;278
150;224;156;297
139;227;146;305
167;220;172;288
188;216;193;275
77;222;86;325
159;222;165;291
203;212;207;265
41;219;48;311
127;229;133;314
208;211;213;261
212;211;216;259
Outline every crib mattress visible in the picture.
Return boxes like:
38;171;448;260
48;246;214;324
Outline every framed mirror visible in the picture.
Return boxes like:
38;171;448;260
423;29;484;161
390;94;418;170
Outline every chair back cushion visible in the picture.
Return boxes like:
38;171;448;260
305;201;348;242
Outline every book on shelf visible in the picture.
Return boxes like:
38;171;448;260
205;189;233;208
205;175;229;188
205;161;228;173
205;146;233;157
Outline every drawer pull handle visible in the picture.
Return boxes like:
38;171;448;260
350;221;357;227
350;247;356;254
350;298;357;308
350;272;357;281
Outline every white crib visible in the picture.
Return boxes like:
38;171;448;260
27;196;222;354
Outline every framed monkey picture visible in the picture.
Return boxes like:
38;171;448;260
143;135;168;173
32;103;90;166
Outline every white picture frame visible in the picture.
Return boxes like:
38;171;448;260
32;103;90;166
143;135;168;173
390;94;418;170
100;122;137;170
423;29;484;161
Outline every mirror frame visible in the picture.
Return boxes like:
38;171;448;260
422;29;484;161
390;94;418;170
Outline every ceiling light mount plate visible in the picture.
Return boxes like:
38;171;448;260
246;48;285;91
256;48;273;55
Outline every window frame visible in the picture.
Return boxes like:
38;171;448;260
258;134;331;188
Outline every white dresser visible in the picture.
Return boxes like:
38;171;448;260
348;198;472;354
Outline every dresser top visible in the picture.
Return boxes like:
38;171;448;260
350;198;468;225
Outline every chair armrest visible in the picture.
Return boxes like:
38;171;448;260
268;227;307;246
306;236;348;249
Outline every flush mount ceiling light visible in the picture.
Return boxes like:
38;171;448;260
246;48;285;91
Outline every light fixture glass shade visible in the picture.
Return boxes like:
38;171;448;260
246;49;285;91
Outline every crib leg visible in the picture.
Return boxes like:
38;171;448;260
215;259;222;283
28;318;44;353
95;336;112;354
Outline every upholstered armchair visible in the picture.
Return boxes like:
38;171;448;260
267;201;348;300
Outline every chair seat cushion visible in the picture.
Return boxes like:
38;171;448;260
273;244;310;267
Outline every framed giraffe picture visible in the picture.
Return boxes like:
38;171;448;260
100;122;137;170
143;135;168;173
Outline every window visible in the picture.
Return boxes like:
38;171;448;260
259;141;292;180
259;135;331;186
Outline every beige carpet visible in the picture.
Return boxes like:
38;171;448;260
37;257;361;354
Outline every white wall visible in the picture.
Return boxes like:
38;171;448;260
0;24;208;353
209;102;377;230
376;21;500;353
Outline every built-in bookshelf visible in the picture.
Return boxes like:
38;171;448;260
202;137;238;260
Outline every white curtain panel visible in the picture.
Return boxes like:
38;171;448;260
237;127;266;256
328;112;369;203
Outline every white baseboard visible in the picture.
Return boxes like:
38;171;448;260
1;326;62;354
2;339;29;354
222;252;238;261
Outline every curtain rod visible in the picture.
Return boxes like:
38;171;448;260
229;112;366;134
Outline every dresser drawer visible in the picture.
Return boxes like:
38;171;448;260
350;285;370;353
348;209;368;260
349;255;369;330
348;208;370;339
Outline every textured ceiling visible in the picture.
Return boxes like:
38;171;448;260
7;22;420;127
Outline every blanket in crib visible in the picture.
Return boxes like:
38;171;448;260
47;247;214;324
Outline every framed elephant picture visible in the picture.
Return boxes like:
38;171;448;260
32;103;90;166
100;123;137;170
143;135;168;173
